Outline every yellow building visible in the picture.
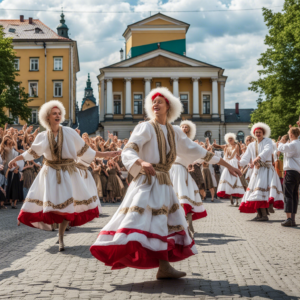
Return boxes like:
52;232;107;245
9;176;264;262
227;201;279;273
97;13;252;142
0;13;79;128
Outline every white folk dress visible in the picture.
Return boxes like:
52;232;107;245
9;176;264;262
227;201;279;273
90;121;220;270
18;126;101;230
170;148;218;220
217;145;245;199
238;138;284;213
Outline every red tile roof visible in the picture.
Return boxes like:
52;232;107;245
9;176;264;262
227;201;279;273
0;19;71;41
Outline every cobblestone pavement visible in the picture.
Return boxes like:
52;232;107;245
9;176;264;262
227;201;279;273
0;200;300;300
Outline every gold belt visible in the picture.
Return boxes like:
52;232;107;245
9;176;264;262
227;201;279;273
255;160;272;169
44;158;77;184
134;164;172;186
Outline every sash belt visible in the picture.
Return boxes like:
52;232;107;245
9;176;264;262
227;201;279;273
44;159;77;184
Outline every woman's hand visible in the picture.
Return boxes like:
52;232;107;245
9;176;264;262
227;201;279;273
228;166;242;177
8;158;17;169
141;161;156;176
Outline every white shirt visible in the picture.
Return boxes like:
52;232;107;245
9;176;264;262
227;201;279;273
278;140;300;173
122;122;220;177
239;138;273;167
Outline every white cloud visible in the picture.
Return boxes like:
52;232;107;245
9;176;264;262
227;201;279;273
0;0;285;109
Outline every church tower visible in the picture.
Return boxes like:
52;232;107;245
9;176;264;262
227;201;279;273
81;73;96;111
57;12;69;38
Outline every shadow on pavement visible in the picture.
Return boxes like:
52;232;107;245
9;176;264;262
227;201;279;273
194;233;245;246
109;279;298;299
46;245;93;258
0;268;25;282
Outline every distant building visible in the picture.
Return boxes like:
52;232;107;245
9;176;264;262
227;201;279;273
0;13;80;128
81;73;96;111
97;13;253;142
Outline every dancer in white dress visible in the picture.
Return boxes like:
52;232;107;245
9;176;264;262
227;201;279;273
90;87;242;279
214;133;245;206
169;120;207;238
9;100;120;251
238;122;284;221
243;136;255;182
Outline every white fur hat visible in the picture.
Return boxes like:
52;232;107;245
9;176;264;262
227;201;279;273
39;100;66;130
224;132;237;144
180;120;196;140
144;87;183;123
251;122;271;138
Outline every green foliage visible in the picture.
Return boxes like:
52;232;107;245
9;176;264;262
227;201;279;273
249;0;300;138
0;26;32;125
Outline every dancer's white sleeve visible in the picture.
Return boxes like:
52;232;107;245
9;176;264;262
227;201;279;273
239;145;252;167
259;138;273;162
122;122;152;177
22;132;47;161
174;126;220;165
278;142;297;155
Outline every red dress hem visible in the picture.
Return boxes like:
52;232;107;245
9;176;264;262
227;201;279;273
181;203;207;220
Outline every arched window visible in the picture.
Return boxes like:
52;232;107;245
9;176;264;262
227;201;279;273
237;131;244;143
204;131;212;143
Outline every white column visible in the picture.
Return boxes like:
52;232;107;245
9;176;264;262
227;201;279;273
220;82;225;122
125;78;132;118
192;77;200;118
212;77;219;118
106;78;113;118
171;77;179;97
144;77;152;97
99;80;105;122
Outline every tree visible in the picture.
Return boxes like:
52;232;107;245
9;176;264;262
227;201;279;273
0;26;32;125
249;0;300;138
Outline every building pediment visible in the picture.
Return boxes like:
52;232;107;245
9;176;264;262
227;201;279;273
103;49;221;69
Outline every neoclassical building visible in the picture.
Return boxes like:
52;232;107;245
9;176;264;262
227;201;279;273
97;13;252;142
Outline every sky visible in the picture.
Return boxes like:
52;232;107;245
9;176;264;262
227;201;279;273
0;0;285;109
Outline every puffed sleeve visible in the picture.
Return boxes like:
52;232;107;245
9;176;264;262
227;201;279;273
121;122;152;177
22;132;47;161
65;127;96;165
174;126;220;164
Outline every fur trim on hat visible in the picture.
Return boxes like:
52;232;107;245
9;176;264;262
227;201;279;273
224;132;237;144
251;122;271;138
38;100;66;130
180;120;196;140
144;87;183;123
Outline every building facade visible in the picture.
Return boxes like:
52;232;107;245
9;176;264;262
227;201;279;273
0;13;79;128
81;73;96;111
97;13;252;142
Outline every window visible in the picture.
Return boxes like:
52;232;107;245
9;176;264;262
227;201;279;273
14;58;19;70
113;131;118;137
54;57;63;70
9;111;19;125
205;131;212;143
30;58;39;71
29;82;38;97
237;131;245;143
114;94;121;114
203;95;210;114
134;94;143;114
53;82;63;97
180;94;189;114
155;82;161;88
30;108;38;124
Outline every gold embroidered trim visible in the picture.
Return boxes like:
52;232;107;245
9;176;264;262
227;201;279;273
28;148;40;159
25;196;97;209
168;224;184;232
77;143;89;157
169;203;180;214
219;180;244;190
150;205;169;216
119;206;145;215
203;151;214;162
124;143;139;153
271;185;283;195
194;190;199;194
176;193;203;206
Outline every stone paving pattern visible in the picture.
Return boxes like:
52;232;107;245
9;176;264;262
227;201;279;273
0;200;300;300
